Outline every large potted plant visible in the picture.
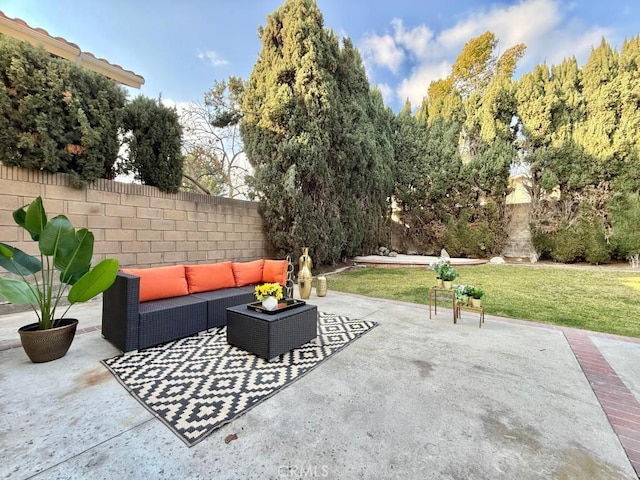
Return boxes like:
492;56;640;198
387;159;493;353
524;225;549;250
0;197;119;362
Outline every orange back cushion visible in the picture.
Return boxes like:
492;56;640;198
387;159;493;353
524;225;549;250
232;259;265;287
262;259;288;286
121;265;188;302
185;262;236;293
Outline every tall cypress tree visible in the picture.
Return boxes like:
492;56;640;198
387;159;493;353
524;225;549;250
241;0;393;263
613;36;640;192
575;39;620;181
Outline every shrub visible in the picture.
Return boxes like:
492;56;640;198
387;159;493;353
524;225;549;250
0;36;126;186
550;224;583;263
609;193;640;267
121;97;184;193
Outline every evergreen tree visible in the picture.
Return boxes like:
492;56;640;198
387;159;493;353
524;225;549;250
0;36;126;186
613;36;640;192
241;0;393;264
516;64;555;148
121;96;184;193
549;57;584;145
574;39;620;181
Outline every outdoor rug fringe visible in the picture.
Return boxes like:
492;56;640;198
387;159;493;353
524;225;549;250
102;312;378;447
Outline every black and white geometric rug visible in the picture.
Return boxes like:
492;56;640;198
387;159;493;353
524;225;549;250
102;312;377;447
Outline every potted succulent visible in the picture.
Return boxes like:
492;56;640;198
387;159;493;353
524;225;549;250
0;197;119;362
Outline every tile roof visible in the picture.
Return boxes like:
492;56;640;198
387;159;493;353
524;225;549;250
0;11;144;88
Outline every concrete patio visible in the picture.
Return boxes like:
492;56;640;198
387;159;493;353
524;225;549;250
1;290;639;479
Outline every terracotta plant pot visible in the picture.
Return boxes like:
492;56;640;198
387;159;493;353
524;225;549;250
18;319;78;363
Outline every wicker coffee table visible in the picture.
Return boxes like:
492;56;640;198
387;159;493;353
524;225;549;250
226;302;318;361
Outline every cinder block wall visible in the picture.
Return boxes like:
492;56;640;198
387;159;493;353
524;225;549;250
503;203;535;261
0;165;267;268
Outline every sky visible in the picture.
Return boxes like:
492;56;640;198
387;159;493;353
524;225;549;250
1;0;639;112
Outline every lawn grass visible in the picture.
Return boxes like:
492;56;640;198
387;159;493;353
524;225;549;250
327;265;640;337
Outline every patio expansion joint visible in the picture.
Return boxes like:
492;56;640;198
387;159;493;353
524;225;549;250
22;416;157;479
564;329;640;478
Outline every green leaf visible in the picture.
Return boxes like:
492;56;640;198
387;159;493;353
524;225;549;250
57;228;94;284
0;243;12;259
39;215;74;257
12;207;26;230
21;197;47;241
0;243;41;276
0;278;39;305
68;259;119;303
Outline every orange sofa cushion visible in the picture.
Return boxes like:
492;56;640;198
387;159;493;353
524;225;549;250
121;265;189;302
262;259;288;286
232;259;265;287
185;262;236;293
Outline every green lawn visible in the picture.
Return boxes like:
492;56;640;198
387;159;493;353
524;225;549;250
327;265;640;337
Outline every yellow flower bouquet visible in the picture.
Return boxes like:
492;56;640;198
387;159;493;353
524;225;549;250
254;283;283;301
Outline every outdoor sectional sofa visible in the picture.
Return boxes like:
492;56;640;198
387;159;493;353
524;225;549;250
101;259;289;353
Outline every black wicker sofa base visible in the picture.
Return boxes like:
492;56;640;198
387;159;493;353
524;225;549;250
101;272;255;353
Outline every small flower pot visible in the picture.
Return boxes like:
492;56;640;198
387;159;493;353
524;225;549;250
261;296;278;311
471;298;482;308
443;280;453;290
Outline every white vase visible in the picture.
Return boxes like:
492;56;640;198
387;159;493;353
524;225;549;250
262;296;278;311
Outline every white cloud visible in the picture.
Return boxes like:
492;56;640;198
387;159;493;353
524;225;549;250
159;98;195;117
359;0;612;110
360;33;404;73
375;83;394;104
391;18;435;61
396;61;451;108
435;0;609;70
197;50;229;67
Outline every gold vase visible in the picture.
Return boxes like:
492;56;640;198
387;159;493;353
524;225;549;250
316;275;327;297
298;247;313;299
299;247;313;271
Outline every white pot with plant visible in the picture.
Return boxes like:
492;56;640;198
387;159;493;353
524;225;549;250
255;282;283;311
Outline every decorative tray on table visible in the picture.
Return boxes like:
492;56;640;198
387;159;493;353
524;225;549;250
247;298;306;314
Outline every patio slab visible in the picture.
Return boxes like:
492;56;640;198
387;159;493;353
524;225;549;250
0;290;638;479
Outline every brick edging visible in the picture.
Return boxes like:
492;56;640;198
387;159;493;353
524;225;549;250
564;329;640;477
